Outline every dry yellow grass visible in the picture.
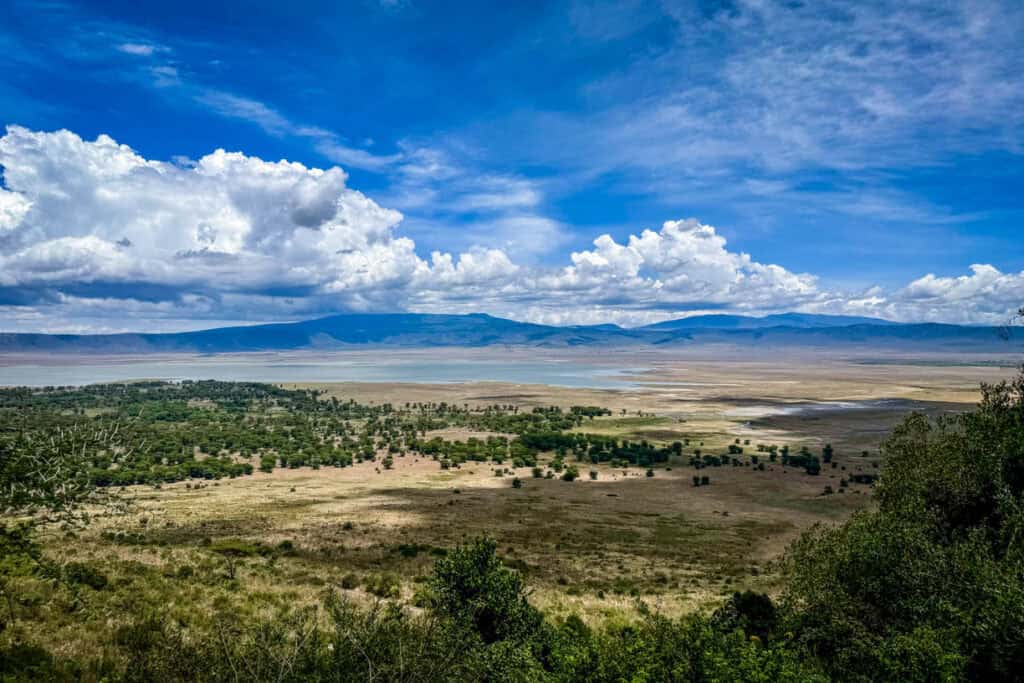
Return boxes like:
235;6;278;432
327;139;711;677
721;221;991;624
70;452;861;622
42;350;1019;624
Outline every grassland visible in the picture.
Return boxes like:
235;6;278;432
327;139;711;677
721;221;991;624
25;348;1014;646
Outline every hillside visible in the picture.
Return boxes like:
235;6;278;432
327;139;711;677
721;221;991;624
0;312;1019;353
641;312;899;330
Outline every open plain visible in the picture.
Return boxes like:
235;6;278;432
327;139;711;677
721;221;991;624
22;346;1017;663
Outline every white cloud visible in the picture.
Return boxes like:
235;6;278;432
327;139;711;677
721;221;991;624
0;126;438;311
149;65;181;87
120;53;564;260
189;90;404;173
315;139;403;172
421;215;570;262
887;265;1024;323
474;0;1024;226
193;91;296;136
546;219;818;306
408;219;826;324
376;145;569;261
793;265;1024;325
0;126;1020;332
117;42;164;57
0;187;30;233
429;249;519;285
444;175;542;212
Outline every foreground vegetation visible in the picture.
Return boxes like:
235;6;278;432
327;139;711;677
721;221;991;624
2;371;1023;680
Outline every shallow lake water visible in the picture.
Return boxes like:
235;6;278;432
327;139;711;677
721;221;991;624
723;398;909;418
0;355;642;389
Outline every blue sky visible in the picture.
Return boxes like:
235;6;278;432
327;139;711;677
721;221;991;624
0;0;1022;331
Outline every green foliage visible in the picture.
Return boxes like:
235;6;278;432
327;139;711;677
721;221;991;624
0;534;823;682
543;605;824;682
712;591;779;642
207;538;272;557
0;524;45;633
64;561;108;590
783;370;1024;682
570;406;612;418
429;538;543;646
0;423;118;522
364;572;402;598
1;420;123;637
804;456;821;476
0;382;644;489
0;641;74;681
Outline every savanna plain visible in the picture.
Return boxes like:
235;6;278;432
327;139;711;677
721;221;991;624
3;346;1022;680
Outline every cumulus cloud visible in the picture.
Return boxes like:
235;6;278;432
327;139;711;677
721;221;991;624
0;187;30;233
429;249;519;286
403;219;826;324
0;126;1019;332
542;219;818;310
885;265;1024;324
0;127;563;330
0;127;436;313
787;265;1024;326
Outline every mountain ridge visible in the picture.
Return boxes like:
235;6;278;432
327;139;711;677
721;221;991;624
641;312;899;330
0;312;1019;353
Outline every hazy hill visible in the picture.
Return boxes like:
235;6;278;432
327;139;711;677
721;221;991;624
642;312;898;330
0;313;649;353
0;312;1019;353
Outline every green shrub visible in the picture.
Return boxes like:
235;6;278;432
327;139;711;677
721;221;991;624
365;573;401;599
64;561;108;590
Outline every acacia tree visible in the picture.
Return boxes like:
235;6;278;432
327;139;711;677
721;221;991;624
1;422;127;630
999;306;1024;340
1;423;133;524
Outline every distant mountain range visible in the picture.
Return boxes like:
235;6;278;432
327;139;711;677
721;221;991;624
642;312;900;330
0;312;1020;353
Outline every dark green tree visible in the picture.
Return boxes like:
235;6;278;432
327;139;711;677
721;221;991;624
783;370;1024;682
429;537;542;645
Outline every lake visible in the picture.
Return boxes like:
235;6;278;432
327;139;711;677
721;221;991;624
0;353;641;389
